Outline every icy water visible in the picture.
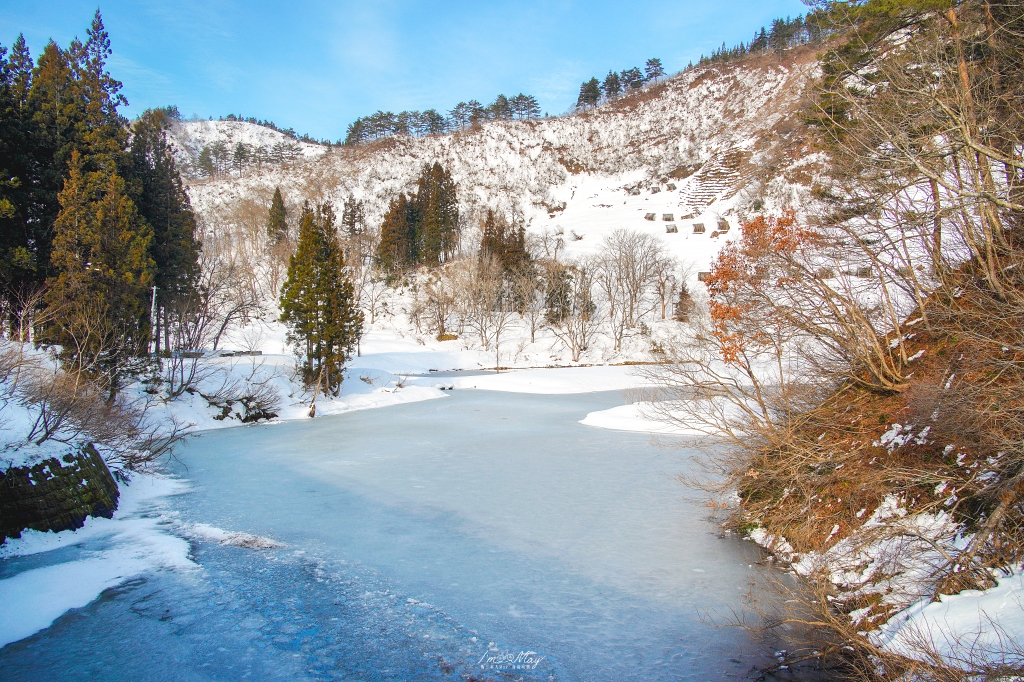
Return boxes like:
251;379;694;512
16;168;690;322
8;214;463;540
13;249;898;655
1;390;772;681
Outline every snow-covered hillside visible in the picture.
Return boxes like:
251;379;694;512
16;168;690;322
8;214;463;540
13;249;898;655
167;119;327;178
179;49;821;272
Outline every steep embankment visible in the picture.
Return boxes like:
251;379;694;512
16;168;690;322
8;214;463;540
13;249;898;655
739;275;1024;671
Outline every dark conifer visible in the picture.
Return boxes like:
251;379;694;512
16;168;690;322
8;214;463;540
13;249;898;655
620;67;645;91
644;58;665;82
46;151;154;390
414;162;459;265
576;78;601;109
376;194;416;272
129;106;200;353
480;210;529;277
280;203;363;395
601;71;622;100
267;187;288;242
341;196;364;236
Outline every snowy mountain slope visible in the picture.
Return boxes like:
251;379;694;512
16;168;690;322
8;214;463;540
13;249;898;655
179;47;822;268
167;119;327;177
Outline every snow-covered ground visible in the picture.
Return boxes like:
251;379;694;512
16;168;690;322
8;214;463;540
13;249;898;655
580;401;694;434
180;55;821;267
874;569;1024;666
167;119;326;178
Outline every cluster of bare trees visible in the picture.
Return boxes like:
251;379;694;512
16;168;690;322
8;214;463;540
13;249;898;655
407;225;691;365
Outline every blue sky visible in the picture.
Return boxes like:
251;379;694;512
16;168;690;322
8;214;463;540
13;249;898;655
1;1;809;141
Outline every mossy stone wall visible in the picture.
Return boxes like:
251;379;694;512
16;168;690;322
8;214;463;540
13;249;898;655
0;443;119;541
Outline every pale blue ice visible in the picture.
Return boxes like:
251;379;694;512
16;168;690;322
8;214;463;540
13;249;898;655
1;390;771;680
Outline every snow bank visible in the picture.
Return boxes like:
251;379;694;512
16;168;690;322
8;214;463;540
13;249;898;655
143;354;448;433
450;364;652;394
0;475;192;647
579;401;697;434
874;568;1024;667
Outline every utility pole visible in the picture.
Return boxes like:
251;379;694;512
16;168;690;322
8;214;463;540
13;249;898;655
150;286;158;356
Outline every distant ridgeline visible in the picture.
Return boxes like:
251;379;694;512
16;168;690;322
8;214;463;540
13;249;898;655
179;112;332;180
344;93;543;146
574;59;665;110
575;10;841;109
216;113;333;146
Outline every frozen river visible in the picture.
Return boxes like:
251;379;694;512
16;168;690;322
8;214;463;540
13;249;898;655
1;389;771;680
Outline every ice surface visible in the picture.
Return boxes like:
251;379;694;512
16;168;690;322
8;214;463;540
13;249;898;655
1;390;770;679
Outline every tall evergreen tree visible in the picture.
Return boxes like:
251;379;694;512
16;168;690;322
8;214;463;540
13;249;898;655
479;209;529;276
620;67;645;91
3;10;129;302
130;107;200;304
601;71;622;100
0;38;37;297
267;186;288;242
341;195;364;236
644;58;665;83
46;150;154;391
576;78;601;109
376;194;417;272
414;162;459;265
279;203;363;395
488;94;511;120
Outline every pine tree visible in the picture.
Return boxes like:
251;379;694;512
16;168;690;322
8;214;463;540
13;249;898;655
130;107;199;301
414;162;459;266
341;195;364;236
752;27;769;52
673;282;694;322
15;10;129;296
576;78;601;109
479;209;529;276
544;265;571;324
267;187;288;242
521;94;541;119
46;150;154;390
644;58;665;83
620;67;645;91
0;37;37;297
488;94;511;120
601;71;622;100
376;194;416;272
280;203;363;395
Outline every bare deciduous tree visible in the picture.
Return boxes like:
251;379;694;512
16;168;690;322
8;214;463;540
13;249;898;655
595;229;663;350
549;257;599;362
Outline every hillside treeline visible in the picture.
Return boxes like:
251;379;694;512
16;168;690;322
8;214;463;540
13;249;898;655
344;93;543;146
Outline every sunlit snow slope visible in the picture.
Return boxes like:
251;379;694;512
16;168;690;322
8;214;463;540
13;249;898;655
176;48;822;274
